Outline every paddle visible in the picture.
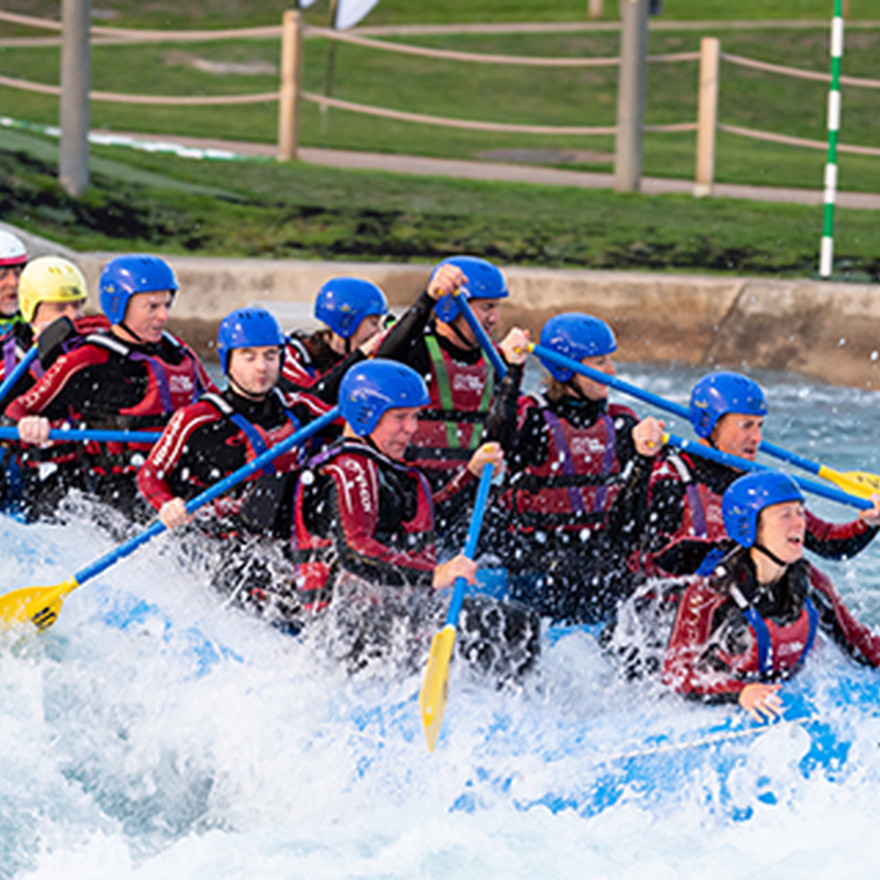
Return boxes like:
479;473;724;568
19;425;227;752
528;342;880;501
420;461;495;752
0;406;340;633
455;292;508;379
663;432;873;512
0;426;162;444
0;344;38;404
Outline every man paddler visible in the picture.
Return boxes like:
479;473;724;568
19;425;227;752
289;358;540;679
4;254;215;520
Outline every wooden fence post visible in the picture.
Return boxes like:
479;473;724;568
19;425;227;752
694;36;719;197
277;9;302;162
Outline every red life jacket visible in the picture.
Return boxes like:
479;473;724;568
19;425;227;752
664;576;818;696
81;331;208;473
501;399;633;532
407;334;495;479
200;390;303;477
291;441;435;612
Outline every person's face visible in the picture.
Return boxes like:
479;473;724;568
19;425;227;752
369;406;421;460
32;299;86;338
350;314;383;349
228;345;281;398
120;290;174;344
756;500;806;565
453;298;500;346
711;412;764;460
569;353;615;401
0;265;24;317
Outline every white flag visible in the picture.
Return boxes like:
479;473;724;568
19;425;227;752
335;0;380;29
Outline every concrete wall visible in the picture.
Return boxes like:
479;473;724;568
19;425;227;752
5;222;879;390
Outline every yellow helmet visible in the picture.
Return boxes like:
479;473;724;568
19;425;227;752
18;256;88;323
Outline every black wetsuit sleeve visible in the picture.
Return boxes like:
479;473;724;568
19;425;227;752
375;291;434;366
605;455;685;558
309;349;367;404
482;363;524;453
612;412;640;467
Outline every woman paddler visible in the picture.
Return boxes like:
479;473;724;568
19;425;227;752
137;307;333;626
290;358;540;677
663;471;880;722
482;312;664;625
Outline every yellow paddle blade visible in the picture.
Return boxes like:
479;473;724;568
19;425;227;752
0;577;80;632
818;466;880;501
419;624;457;753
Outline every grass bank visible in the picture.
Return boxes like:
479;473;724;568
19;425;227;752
3;129;879;280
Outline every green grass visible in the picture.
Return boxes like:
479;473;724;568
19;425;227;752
3;129;880;280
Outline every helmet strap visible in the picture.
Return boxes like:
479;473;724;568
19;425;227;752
753;541;788;569
117;320;146;345
447;315;476;349
228;374;269;402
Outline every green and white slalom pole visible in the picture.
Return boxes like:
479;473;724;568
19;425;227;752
819;0;844;279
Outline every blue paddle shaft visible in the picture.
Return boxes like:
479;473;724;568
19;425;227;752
531;343;687;418
456;295;508;379
0;426;162;444
445;462;495;627
0;345;38;403
530;344;830;480
72;407;340;586
667;433;872;511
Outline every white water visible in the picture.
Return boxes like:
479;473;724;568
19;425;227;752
4;363;880;879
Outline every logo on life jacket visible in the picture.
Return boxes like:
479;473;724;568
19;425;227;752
169;374;195;395
570;435;608;459
452;373;486;394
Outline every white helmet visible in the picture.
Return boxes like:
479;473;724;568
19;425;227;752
0;230;28;268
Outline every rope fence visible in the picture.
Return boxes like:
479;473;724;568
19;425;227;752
722;51;880;89
0;8;877;200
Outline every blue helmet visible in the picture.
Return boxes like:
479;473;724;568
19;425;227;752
722;470;804;548
432;256;509;324
99;254;178;325
216;307;285;375
314;277;388;339
689;372;768;439
339;358;430;437
538;313;617;382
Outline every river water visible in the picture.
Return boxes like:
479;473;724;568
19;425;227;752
3;362;880;879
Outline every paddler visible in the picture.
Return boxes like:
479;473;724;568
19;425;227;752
374;256;524;496
482;312;665;625
663;471;880;720
138;306;332;626
4;254;215;520
289;358;539;678
0;256;108;511
608;371;880;581
279;276;389;401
